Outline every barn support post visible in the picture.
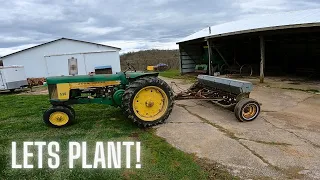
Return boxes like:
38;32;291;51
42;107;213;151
178;45;183;74
207;40;212;75
260;36;265;83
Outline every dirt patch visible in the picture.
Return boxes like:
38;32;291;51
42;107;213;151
19;86;48;95
194;157;240;180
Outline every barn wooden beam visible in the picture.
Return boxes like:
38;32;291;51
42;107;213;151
207;40;212;75
260;36;265;83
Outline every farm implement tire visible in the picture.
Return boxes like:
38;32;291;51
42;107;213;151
234;98;260;122
122;76;174;127
43;106;74;128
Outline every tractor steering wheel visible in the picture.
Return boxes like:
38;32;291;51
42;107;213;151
124;62;137;72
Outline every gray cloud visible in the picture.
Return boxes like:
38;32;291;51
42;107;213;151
1;0;320;55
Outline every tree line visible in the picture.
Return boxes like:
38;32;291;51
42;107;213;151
120;49;179;71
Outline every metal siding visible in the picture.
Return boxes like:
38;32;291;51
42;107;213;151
177;8;320;43
0;67;28;90
6;80;28;89
1;66;27;83
45;54;87;77
181;60;196;64
44;51;120;77
179;46;196;74
0;70;6;90
84;51;121;74
2;39;120;78
179;44;204;74
182;64;196;69
182;69;195;73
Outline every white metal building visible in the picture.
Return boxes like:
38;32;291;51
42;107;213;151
0;38;121;78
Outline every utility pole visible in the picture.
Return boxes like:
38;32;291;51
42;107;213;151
260;36;265;83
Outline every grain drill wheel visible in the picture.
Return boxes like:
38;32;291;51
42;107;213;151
122;76;174;127
234;98;260;122
43;106;74;128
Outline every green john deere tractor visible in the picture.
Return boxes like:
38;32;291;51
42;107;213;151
43;66;261;128
44;71;174;128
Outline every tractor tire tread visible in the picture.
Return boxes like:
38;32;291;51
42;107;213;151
65;105;76;118
122;76;174;127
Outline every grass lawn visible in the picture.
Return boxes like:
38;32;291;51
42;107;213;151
159;69;181;78
0;93;235;180
159;69;197;83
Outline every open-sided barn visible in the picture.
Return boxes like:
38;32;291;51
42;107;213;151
177;9;320;82
0;38;121;78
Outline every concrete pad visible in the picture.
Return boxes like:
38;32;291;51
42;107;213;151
160;76;192;92
156;77;320;179
166;106;203;123
174;99;199;107
291;129;320;147
283;95;320;129
261;95;320;146
185;104;307;146
241;140;320;179
250;86;313;112
156;123;282;178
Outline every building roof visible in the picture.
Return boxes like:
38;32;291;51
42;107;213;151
0;37;121;58
177;8;320;43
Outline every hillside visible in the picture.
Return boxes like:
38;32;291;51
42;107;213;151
120;49;179;71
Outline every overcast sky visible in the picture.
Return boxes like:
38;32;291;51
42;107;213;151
1;0;320;56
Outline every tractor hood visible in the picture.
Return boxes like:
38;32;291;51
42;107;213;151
46;74;123;84
46;72;159;85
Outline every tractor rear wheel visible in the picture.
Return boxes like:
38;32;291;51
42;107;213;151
43;106;74;128
122;76;174;127
234;98;260;122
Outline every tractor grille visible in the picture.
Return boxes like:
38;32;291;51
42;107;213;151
48;85;58;99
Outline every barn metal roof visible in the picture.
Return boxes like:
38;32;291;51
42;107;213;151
0;38;121;58
177;8;320;43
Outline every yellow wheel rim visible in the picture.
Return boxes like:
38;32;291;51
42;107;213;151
242;104;258;120
133;86;169;121
49;112;69;126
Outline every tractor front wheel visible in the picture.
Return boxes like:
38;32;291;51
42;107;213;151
65;105;76;118
43;106;74;128
122;76;174;127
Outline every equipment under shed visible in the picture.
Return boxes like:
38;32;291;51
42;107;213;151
177;9;320;82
